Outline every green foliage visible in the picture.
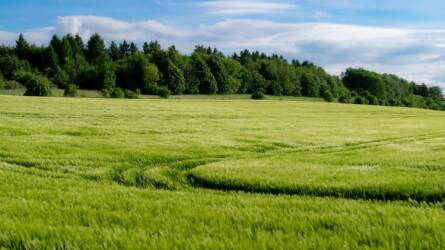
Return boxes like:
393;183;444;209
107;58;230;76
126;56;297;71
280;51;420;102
0;33;442;111
0;54;32;79
15;34;30;60
124;89;139;99
338;95;350;103
157;86;171;99
141;63;160;94
190;54;217;94
111;87;124;98
208;55;230;94
343;68;386;99
251;90;265;100
53;68;70;88
165;60;186;94
109;41;120;60
429;86;443;100
86;34;107;64
414;83;429;97
301;73;320;97
14;71;52;96
0;72;4;89
322;90;334;102
354;96;366;105
103;70;116;92
64;84;78;97
4;80;23;90
223;58;242;93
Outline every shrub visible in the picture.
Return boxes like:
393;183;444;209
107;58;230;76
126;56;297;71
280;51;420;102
365;95;379;105
339;96;350;103
64;84;79;97
322;91;334;102
124;89;139;99
251;90;265;100
268;81;283;96
0;73;4;89
354;96;366;105
388;98;400;106
102;89;111;98
16;71;52;97
141;84;159;95
53;69;70;88
157;86;170;99
5;80;24;90
103;70;116;92
111;87;124;98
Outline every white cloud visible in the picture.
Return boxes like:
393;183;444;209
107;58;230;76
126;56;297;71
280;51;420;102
1;16;445;88
56;16;187;44
196;0;297;15
0;27;54;46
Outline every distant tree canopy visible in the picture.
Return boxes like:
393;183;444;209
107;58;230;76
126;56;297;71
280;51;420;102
0;33;443;110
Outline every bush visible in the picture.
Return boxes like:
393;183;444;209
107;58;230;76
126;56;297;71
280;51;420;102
111;87;124;98
64;84;79;97
142;84;160;95
124;89;139;99
388;98;400;106
251;90;265;100
365;95;379;105
102;89;111;98
0;73;4;89
24;77;52;96
53;69;70;88
103;70;116;92
354;96;366;105
339;96;350;103
157;86;170;99
5;80;24;90
322;91;334;102
16;71;52;97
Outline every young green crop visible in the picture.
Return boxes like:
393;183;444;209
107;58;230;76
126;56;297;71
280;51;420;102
0;95;444;249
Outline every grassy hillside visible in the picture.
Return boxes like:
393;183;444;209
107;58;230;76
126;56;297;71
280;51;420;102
0;95;444;249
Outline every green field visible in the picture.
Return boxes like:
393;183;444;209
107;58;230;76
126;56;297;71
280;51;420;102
1;95;445;249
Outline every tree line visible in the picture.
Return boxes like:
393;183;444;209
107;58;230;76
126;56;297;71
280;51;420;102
0;33;443;110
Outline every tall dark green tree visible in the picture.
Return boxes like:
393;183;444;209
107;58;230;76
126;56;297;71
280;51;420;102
129;42;138;55
15;34;30;60
301;73;320;97
208;55;230;94
119;41;130;58
109;41;120;60
342;68;386;99
190;54;217;94
86;34;107;64
49;35;64;64
164;60;185;94
103;70;116;92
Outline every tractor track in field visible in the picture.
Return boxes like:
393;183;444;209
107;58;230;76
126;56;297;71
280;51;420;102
185;132;445;203
2;131;445;203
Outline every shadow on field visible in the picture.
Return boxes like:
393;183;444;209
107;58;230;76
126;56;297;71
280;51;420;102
188;173;445;203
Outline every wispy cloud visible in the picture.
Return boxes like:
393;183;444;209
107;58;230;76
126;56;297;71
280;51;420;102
195;0;297;15
1;15;445;88
56;16;187;42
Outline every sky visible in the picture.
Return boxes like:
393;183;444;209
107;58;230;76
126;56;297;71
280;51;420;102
1;0;445;88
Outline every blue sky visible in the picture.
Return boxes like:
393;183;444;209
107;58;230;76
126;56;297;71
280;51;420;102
2;0;445;30
1;0;445;88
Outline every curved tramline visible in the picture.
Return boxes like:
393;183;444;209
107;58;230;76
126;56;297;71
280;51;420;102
190;132;445;202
